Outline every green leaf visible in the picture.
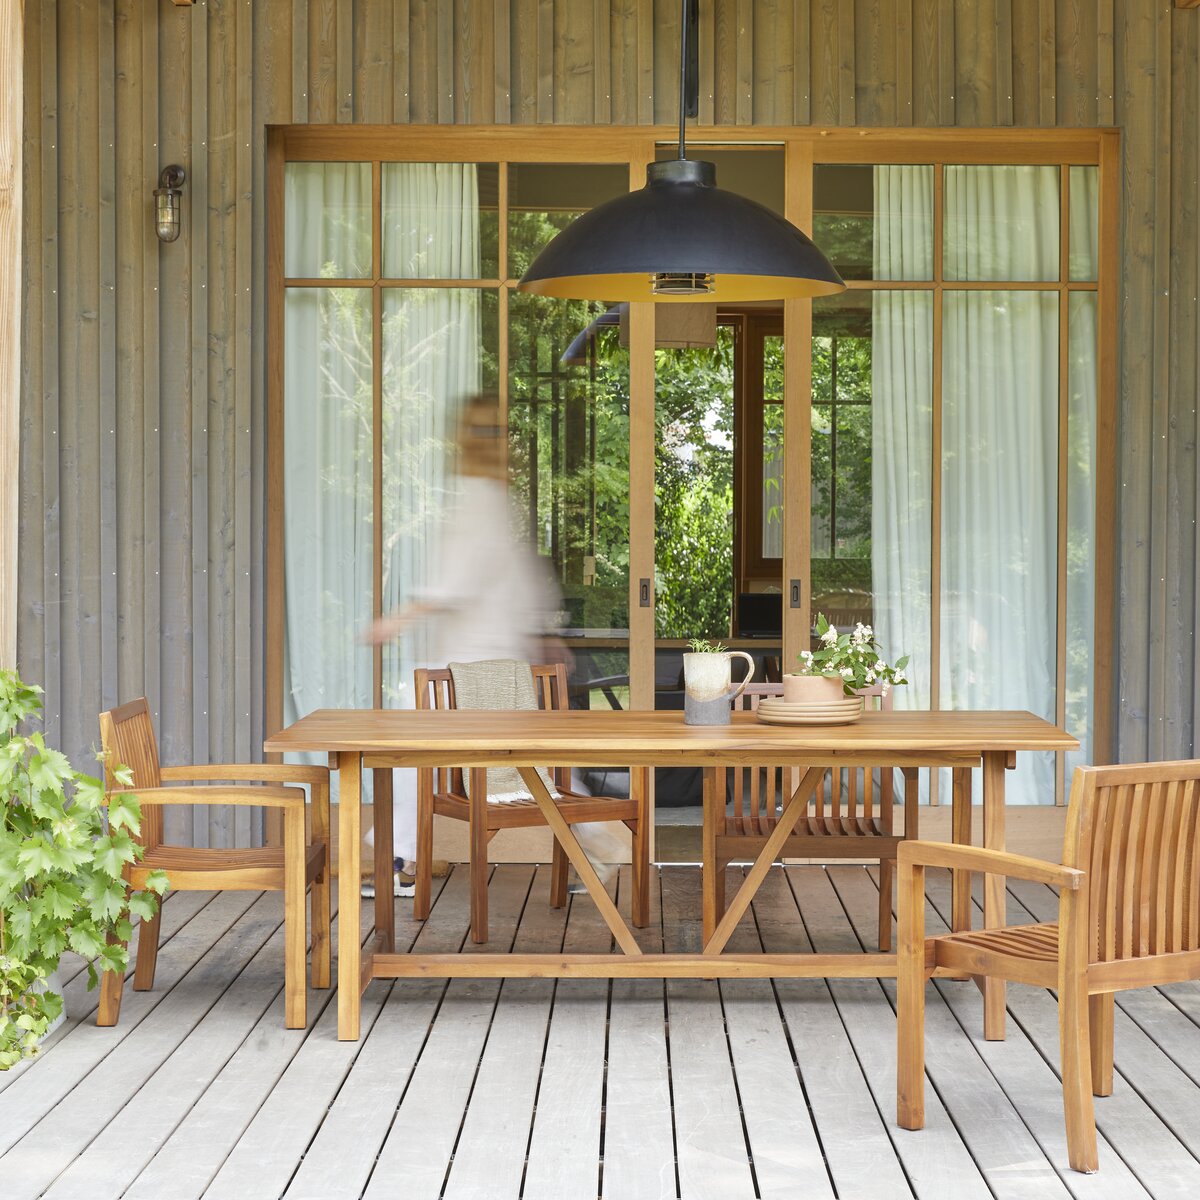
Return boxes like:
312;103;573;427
16;836;57;880
27;745;72;794
68;925;104;959
105;792;142;836
127;892;159;922
145;870;170;896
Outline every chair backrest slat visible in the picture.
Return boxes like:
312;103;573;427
1066;761;1200;964
730;680;895;827
98;698;163;852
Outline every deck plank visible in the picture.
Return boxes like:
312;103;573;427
754;867;915;1199
0;892;283;1199
0;890;259;1162
361;865;536;1199
440;866;568;1199
599;869;677;1200
520;867;615;1200
660;866;757;1200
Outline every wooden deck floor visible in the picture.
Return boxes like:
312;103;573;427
3;863;1200;1199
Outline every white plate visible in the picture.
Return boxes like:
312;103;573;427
755;707;863;726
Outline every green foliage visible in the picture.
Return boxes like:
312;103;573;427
687;639;727;655
0;670;168;1068
797;613;910;697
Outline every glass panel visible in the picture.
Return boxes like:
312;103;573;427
1066;293;1097;788
379;288;500;707
943;165;1060;282
284;163;371;279
282;287;374;734
508;291;631;723
381;163;499;279
942;291;1059;804
654;326;735;643
507;163;630;279
814;164;933;282
762;335;784;559
1069;165;1099;282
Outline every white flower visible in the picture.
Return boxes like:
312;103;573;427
874;660;887;673
821;626;838;646
895;672;907;685
865;669;875;683
881;681;891;695
840;667;853;678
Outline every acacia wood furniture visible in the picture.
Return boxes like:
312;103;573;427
266;706;1075;1040
413;663;650;943
712;682;918;951
99;697;331;1029
896;759;1200;1174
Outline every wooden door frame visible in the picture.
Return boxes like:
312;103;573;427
265;124;1119;800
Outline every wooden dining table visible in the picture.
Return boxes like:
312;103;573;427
266;708;1077;1041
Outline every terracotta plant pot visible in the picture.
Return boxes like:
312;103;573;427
782;672;846;705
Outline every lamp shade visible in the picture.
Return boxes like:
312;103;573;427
518;158;845;303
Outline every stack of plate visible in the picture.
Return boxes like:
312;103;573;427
755;695;864;726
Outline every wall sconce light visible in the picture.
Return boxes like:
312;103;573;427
153;165;186;243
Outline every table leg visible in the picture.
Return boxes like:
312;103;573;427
337;753;363;1041
951;767;973;934
702;767;719;945
373;767;395;953
516;767;642;957
982;750;1007;1040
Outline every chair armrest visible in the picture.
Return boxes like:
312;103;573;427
897;840;1084;891
110;785;307;809
160;763;328;786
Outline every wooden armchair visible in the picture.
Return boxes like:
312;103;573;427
897;759;1200;1174
707;682;917;949
97;698;330;1030
413;663;650;944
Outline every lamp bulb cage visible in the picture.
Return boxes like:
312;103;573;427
154;164;186;244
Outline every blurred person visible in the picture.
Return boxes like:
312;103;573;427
361;395;622;897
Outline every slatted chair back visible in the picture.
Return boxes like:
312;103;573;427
1064;761;1200;964
728;682;894;835
98;698;164;853
414;662;570;793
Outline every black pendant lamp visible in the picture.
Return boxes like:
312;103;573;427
518;0;845;303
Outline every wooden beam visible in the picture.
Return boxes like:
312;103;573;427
172;1;196;6
0;0;22;670
1175;0;1199;8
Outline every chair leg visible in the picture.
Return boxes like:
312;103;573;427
310;776;331;989
896;859;926;1130
96;934;127;1027
132;906;162;992
1059;982;1099;1172
878;856;894;952
414;770;434;921
283;804;307;1030
550;838;568;908
631;767;650;928
469;770;489;945
1089;993;1115;1097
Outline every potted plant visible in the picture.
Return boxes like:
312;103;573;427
683;639;756;725
784;614;909;705
0;669;167;1067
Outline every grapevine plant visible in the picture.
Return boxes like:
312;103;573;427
0;670;168;1067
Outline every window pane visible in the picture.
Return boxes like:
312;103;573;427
1066;292;1097;788
942;291;1058;804
814;164;933;282
381;163;499;279
282;288;374;726
507;163;629;279
285;163;371;278
1069;165;1099;282
654;326;735;641
379;288;499;706
943;165;1060;282
508;292;631;713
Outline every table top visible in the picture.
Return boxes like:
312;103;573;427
266;708;1078;758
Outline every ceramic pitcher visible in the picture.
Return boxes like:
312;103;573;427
682;651;756;725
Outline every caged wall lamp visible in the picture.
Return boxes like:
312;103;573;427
153;165;186;244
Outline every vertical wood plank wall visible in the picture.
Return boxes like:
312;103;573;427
15;0;1200;845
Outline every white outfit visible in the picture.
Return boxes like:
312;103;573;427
390;476;559;859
